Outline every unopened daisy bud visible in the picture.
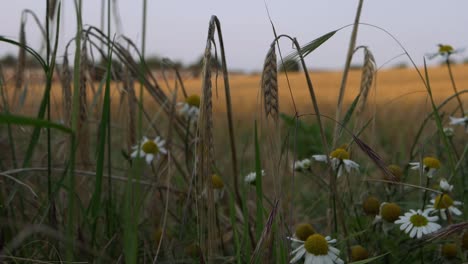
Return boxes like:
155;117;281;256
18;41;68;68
211;174;224;189
441;243;458;259
462;232;468;250
439;179;453;192
386;164;403;181
295;223;315;241
380;203;401;223
350;245;369;261
363;196;380;216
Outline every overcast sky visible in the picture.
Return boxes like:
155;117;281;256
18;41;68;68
1;1;467;72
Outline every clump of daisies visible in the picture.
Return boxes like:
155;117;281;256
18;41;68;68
409;156;441;178
178;94;200;123
131;136;167;164
244;170;265;185
394;209;441;239
312;147;359;177
289;233;343;264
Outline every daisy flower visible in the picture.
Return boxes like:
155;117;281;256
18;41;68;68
293;158;311;171
131;136;167;164
449;115;468;133
312;148;359;177
439;179;454;193
178;94;201;123
409;156;441;178
428;193;462;220
289;234;343;264
373;202;401;233
211;174;225;201
290;223;315;250
394;209;441;239
443;127;455;137
427;44;463;60
244;170;265;185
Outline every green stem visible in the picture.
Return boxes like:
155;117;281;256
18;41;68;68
446;58;465;115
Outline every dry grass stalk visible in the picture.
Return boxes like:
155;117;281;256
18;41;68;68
125;65;137;150
196;18;217;262
356;46;376;114
15;22;26;91
261;44;278;122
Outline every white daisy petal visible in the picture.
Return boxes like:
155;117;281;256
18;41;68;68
312;155;328;162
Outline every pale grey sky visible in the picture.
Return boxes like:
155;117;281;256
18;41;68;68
1;1;467;72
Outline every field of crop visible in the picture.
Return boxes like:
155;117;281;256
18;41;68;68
0;1;467;264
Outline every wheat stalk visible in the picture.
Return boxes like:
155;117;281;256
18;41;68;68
60;52;72;127
356;46;376;114
261;43;278;122
78;40;90;167
195;18;217;262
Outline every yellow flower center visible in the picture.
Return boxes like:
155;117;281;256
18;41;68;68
211;174;224;189
423;157;441;169
295;223;315;241
409;214;428;227
351;245;369;261
304;234;329;255
462;232;468;250
441;243;458;259
363;196;380;216
185;95;201;108
434;194;454;209
380;203;401;223
330;148;349;160
438;44;454;54
387;164;403;181
142;140;159;154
